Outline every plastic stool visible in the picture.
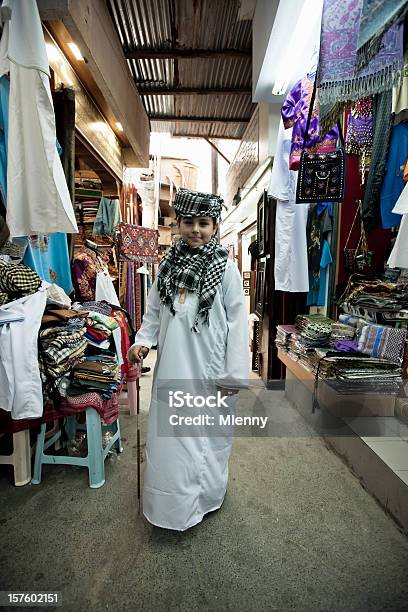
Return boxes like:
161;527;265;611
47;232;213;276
0;430;32;486
31;408;122;488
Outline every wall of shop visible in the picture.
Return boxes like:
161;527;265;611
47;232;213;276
45;31;123;180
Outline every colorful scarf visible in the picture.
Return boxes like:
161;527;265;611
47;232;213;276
357;0;408;70
317;0;404;133
157;236;228;332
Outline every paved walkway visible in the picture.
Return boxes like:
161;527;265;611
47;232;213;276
1;350;408;611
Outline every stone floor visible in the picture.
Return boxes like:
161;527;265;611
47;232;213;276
1;350;408;611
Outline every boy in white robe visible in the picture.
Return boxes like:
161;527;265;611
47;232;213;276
128;188;249;531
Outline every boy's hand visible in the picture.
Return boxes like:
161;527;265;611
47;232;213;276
217;387;239;398
127;345;150;364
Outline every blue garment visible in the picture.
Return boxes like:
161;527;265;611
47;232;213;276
0;76;10;201
23;233;73;294
307;239;333;306
380;123;408;229
93;198;121;236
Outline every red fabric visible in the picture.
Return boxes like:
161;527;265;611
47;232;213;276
111;310;131;377
85;325;109;342
337;155;392;286
59;392;119;425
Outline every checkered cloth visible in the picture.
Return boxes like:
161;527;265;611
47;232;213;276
0;260;41;297
174;188;224;219
157;236;228;332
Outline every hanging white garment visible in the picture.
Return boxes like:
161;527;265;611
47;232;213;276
391;180;408;215
134;260;249;531
0;0;78;237
268;120;309;293
387;182;408;268
0;287;47;419
95;270;120;306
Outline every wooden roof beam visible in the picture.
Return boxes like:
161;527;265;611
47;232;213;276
125;48;251;60
139;86;252;95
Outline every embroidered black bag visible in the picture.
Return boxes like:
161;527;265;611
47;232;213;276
296;75;346;203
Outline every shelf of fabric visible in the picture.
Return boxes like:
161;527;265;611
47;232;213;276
75;188;103;199
278;349;395;417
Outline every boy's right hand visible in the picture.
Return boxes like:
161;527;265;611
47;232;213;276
127;345;150;364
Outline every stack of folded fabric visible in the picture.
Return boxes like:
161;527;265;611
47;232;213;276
39;319;88;384
68;354;121;399
320;357;402;394
275;325;297;350
85;311;119;349
0;260;41;305
340;277;408;321
357;324;407;364
295;314;334;348
330;322;356;349
286;333;317;371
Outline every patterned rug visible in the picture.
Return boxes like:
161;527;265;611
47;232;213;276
118;223;159;263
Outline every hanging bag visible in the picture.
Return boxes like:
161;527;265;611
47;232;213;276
296;74;346;203
344;199;373;273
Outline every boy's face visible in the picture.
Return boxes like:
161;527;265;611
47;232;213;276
178;216;218;248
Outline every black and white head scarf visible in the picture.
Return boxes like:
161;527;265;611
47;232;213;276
157;236;228;332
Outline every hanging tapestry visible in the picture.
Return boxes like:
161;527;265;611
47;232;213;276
118;223;159;263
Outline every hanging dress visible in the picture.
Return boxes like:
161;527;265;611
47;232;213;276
134;259;249;531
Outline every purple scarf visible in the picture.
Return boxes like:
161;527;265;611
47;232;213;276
317;0;404;133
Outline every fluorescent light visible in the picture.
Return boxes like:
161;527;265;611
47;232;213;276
45;43;59;63
68;42;84;61
116;122;123;132
91;121;107;133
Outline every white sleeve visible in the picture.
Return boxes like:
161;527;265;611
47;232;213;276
133;279;161;348
217;261;249;389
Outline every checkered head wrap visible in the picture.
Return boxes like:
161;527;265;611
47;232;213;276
157;236;228;332
174;188;224;219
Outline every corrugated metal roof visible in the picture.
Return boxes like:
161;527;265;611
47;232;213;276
107;0;255;139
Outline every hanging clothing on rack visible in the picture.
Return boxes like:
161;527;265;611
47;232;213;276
93;197;121;236
268;119;309;293
380;122;408;229
281;75;338;171
71;246;104;302
0;0;78;237
23;233;73;295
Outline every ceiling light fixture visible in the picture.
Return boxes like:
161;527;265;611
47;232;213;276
68;42;84;61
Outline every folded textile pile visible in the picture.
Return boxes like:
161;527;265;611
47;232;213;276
85;311;119;348
340;276;408;319
39;325;88;381
358;324;407;364
295;314;334;347
318;356;402;394
275;325;297;350
68;355;121;399
0;260;41;305
330;322;356;347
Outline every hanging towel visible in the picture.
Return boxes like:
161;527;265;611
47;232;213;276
93;197;121;236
